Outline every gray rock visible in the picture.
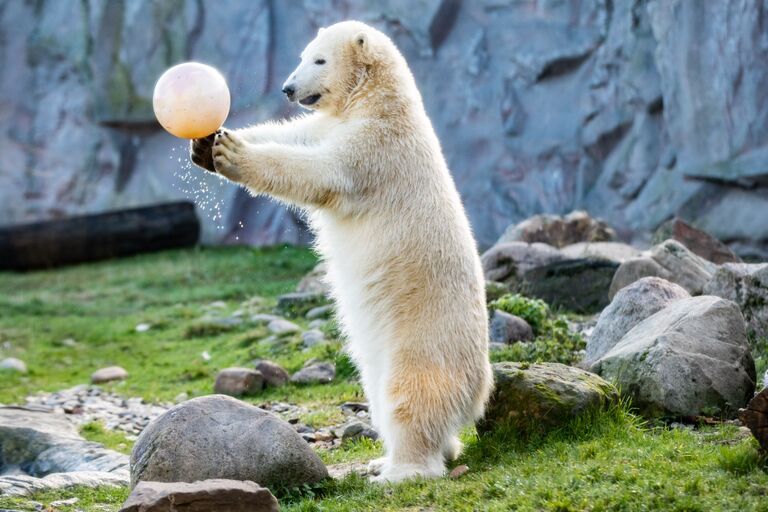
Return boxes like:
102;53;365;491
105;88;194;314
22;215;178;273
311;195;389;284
560;242;642;263
291;362;336;385
275;292;328;318
592;296;756;417
130;395;328;489
704;263;768;339
338;421;379;443
477;363;618;435
251;314;282;325
0;471;129;497
0;358;27;374
497;211;616;248
522;258;619;313
340;402;369;414
652;218;741;264
610;240;718;298
296;262;330;295
306;304;333;320
91;366;129;384
583;277;690;368
308;319;327;330
267;318;300;336
4;2;768;256
201;316;243;328
489;310;534;344
481;242;565;284
253;360;289;388
214;368;263;397
0;407;129;496
119;479;279;512
301;329;326;348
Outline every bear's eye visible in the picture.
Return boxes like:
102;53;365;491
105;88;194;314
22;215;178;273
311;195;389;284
314;59;326;65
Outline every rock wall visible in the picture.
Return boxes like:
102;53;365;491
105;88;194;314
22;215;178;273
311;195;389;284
1;0;767;254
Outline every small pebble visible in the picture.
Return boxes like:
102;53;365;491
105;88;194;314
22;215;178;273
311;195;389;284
49;497;79;507
0;357;28;374
268;318;301;335
308;319;327;329
135;323;151;333
91;366;128;384
449;464;469;479
302;329;325;347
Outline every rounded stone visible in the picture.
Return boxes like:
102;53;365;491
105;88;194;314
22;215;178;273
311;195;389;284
477;362;618;435
0;358;27;374
489;310;534;344
91;366;128;384
130;395;328;490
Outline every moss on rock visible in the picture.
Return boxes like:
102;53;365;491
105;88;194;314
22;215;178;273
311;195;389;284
477;362;618;436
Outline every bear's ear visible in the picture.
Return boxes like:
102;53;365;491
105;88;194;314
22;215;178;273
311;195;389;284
353;31;372;64
355;31;367;48
318;26;325;35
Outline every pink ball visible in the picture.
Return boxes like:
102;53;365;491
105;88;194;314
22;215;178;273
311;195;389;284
153;62;230;139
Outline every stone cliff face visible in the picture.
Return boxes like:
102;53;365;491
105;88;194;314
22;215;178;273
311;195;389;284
1;0;767;255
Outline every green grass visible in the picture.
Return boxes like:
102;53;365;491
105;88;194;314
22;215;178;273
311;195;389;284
1;246;767;511
80;421;132;454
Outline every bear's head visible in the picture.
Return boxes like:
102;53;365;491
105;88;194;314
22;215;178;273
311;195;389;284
281;21;400;114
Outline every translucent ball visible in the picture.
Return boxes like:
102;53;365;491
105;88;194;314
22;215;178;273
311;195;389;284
153;62;230;139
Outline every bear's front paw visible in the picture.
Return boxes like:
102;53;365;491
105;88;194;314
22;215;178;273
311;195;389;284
189;132;217;173
213;129;247;180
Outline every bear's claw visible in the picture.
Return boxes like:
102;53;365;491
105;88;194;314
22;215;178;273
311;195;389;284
189;132;217;173
212;129;246;178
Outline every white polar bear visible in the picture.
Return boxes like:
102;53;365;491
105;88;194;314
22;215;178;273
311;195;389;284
191;20;493;483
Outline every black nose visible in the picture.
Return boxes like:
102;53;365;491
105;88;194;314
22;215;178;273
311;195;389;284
282;85;295;99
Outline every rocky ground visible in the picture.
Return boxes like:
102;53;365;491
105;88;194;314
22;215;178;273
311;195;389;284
0;218;767;511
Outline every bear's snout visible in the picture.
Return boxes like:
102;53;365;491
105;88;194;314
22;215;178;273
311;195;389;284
282;84;296;101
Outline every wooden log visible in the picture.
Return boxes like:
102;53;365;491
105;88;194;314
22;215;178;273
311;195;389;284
739;387;768;451
0;202;200;271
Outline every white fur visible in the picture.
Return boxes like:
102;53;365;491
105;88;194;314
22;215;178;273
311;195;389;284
203;21;493;483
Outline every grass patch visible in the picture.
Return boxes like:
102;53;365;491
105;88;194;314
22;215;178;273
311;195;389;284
2;246;767;511
489;293;586;364
0;486;129;511
79;421;133;454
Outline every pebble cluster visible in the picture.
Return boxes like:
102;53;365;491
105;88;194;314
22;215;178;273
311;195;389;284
20;385;377;451
24;385;170;439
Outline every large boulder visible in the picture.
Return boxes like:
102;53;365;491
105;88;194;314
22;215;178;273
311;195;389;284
560;242;642;263
652;218;741;264
130;395;328;490
583;277;690;368
481;242;565;285
592;296;756;417
704;263;768;339
0;407;129;496
119;479;279;512
496;211;616;248
609;239;718;298
521;258;619;313
477;362;618;435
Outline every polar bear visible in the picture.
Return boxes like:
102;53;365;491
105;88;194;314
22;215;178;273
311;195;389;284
190;20;493;482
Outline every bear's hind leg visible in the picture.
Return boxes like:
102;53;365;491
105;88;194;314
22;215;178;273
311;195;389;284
370;368;461;483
